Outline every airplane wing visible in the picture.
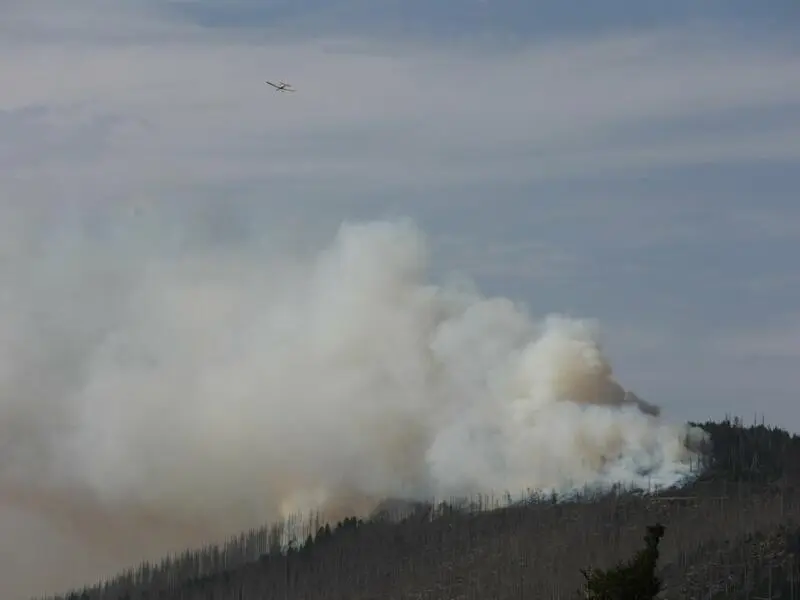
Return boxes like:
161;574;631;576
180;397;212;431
265;80;295;92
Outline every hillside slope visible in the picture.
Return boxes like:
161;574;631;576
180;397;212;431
48;417;800;599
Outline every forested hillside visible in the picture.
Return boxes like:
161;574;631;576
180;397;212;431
47;417;800;599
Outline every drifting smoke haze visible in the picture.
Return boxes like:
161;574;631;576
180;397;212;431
0;202;708;598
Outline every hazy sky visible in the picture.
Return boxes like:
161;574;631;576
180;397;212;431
2;0;800;428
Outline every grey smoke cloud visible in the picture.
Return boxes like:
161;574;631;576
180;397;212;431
0;205;707;598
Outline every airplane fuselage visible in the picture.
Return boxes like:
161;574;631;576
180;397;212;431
266;81;295;92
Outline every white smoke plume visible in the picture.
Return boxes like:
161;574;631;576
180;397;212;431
0;203;707;598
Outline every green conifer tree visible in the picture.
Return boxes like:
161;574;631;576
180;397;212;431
579;523;665;600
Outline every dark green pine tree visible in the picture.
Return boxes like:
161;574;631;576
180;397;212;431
580;523;665;600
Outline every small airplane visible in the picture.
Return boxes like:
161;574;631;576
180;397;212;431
265;80;295;92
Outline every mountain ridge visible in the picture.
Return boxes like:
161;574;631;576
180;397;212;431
46;415;800;599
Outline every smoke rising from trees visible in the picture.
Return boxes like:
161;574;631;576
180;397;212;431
0;204;707;598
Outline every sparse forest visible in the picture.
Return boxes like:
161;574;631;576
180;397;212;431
44;417;800;600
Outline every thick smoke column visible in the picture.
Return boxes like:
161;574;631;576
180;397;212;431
0;205;707;598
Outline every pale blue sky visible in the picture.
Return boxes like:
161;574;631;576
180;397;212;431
2;0;799;427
